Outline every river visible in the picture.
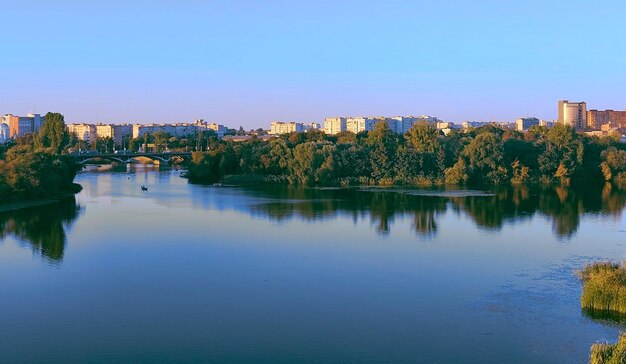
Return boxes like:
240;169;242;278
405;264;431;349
1;166;626;363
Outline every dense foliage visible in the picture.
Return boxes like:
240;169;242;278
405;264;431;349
590;332;626;364
0;113;81;203
187;122;626;187
579;262;626;316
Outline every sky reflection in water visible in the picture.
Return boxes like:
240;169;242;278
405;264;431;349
0;168;625;363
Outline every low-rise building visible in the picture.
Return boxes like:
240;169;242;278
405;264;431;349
206;122;228;138
515;117;540;131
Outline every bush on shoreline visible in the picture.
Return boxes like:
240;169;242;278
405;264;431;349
0;112;81;204
590;332;626;364
0;146;81;203
579;262;626;316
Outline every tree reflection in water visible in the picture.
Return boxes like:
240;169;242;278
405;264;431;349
245;184;626;239
0;197;81;263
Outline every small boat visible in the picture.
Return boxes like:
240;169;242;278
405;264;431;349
141;185;148;191
179;171;188;178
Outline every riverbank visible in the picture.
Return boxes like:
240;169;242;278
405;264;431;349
0;183;82;213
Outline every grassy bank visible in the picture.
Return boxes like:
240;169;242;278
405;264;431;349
590;332;626;364
579;262;626;315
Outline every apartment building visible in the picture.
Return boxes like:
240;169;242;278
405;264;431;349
345;117;377;134
1;113;44;138
132;123;200;139
67;123;97;144
587;109;626;129
324;117;347;134
270;121;321;135
270;121;301;134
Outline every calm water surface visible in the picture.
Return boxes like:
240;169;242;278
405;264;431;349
1;166;626;363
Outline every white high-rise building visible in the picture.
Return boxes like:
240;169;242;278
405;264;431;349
558;100;587;130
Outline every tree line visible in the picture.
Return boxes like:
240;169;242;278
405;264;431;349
0;113;81;203
187;122;626;187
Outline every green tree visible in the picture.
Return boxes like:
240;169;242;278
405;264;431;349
153;131;169;152
461;132;507;184
405;122;441;153
96;137;114;153
35;112;70;154
538;124;583;185
288;141;336;185
366;122;398;180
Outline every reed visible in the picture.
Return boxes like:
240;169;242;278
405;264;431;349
579;262;626;315
590;332;626;364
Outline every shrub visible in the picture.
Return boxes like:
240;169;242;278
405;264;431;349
590;332;626;364
579;262;626;315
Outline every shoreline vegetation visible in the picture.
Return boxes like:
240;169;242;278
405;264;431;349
186;122;626;189
0;189;81;213
0;112;82;206
579;262;626;316
590;333;626;364
579;262;626;363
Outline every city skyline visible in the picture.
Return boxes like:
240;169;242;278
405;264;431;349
2;1;626;128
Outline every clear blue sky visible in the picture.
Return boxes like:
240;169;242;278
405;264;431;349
1;0;625;128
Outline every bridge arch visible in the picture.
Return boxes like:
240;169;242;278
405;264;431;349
73;152;192;165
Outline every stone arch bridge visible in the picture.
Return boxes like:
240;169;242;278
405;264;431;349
70;152;193;165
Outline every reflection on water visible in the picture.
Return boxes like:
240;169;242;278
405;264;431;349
583;308;626;328
242;184;626;239
2;170;626;363
0;197;81;263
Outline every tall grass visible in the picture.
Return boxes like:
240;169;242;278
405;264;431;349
579;262;626;315
590;332;626;364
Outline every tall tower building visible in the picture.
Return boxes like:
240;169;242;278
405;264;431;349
558;100;587;130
